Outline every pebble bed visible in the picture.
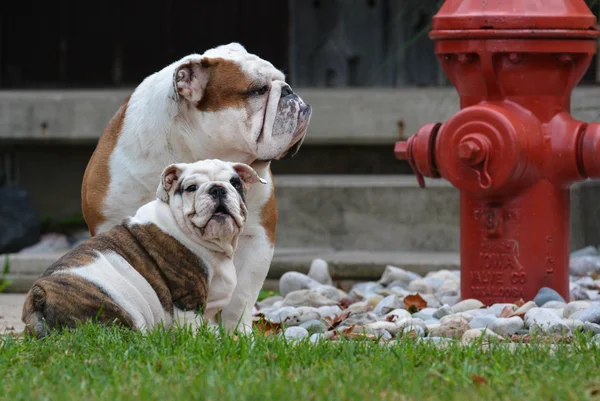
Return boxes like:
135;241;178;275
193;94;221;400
253;246;600;345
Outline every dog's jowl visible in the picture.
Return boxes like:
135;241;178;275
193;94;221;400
22;160;265;338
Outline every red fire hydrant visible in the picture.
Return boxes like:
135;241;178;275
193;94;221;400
395;0;600;305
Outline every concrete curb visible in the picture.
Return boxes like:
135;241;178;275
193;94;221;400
1;249;460;294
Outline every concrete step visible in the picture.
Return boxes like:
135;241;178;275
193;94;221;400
1;249;460;294
273;175;600;253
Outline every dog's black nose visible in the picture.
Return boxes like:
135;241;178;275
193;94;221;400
208;185;227;199
281;85;293;97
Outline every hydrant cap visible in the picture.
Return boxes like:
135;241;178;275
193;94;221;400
432;0;597;33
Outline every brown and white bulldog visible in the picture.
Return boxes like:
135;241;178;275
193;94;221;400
23;159;265;338
81;43;312;333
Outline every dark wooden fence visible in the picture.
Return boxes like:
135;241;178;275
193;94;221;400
1;0;599;88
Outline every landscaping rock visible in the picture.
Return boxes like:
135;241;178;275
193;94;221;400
343;312;379;326
469;315;498;330
281;290;338;308
534;287;566;306
514;301;537;316
570;246;599;258
307;258;333;286
451;299;484;313
279;272;320;297
300;320;328;334
317;305;343;320
541;301;567;309
570;306;600;324
462;328;503;343
379;265;420;286
18;233;70;254
351;282;384;298
373;295;403;316
411;312;433;321
284;326;309;340
433;305;452;320
383;309;412;322
258;296;284;308
309;333;324;343
571;286;591;301
313;285;343;302
282;307;321;326
583;322;600;335
407;278;435;294
429;316;469;339
525;308;568;334
563;301;591;318
264;307;297;323
490;317;524;337
570;256;600;276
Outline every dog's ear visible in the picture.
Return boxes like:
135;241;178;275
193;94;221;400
230;163;267;190
157;164;184;202
172;58;212;103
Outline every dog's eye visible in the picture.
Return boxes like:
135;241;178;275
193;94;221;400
230;177;243;191
248;85;269;96
185;185;198;193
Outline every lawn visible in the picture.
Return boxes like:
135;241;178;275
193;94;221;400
1;324;600;401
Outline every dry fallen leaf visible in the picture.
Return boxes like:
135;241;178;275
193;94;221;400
341;324;356;335
339;297;359;309
471;374;487;385
326;311;351;330
252;318;282;335
404;294;427;312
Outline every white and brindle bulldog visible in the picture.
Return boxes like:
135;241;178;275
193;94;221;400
23;160;265;338
81;43;312;333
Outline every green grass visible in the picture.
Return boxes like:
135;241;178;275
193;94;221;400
2;324;600;401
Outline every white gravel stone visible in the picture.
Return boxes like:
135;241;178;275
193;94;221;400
265;306;297;323
365;321;400;335
541;300;567;309
563;301;592;318
514;301;537;316
373;295;403;316
441;313;473;324
451;299;484;313
313;285;344;302
408;278;436;294
488;303;517;317
317;305;343;320
490;316;524;336
284;326;309;340
279;272;320;297
469;315;498;329
383;309;412;322
433;305;452;319
282;307;321;326
462;328;503;343
307;258;333;286
525;307;568;334
379;265;421;286
281;290;339;308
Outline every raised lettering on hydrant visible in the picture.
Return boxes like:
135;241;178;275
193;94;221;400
395;0;600;304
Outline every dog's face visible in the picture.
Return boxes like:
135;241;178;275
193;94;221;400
156;159;266;255
172;43;312;162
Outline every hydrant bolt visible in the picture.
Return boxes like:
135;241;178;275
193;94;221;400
457;140;481;163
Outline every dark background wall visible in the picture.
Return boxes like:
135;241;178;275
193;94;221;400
5;0;597;89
